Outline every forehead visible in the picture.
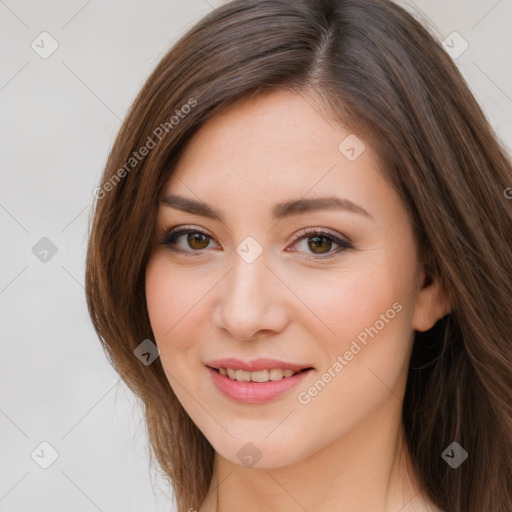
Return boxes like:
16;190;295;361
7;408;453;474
172;89;359;178
162;89;396;223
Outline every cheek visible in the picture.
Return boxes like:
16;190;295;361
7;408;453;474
284;271;414;455
294;259;415;403
145;255;210;349
291;264;404;349
145;257;207;400
288;251;416;393
145;261;176;342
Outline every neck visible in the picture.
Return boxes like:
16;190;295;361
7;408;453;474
200;393;438;512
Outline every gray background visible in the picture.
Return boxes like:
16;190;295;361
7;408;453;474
1;1;511;511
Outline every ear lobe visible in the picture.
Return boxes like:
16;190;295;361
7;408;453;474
412;265;451;332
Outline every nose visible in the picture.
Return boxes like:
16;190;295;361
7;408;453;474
212;251;289;341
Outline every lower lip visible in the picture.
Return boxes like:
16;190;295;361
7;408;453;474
206;366;313;404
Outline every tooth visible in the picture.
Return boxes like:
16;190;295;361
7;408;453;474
220;367;299;382
236;369;251;381
251;369;269;382
269;369;284;380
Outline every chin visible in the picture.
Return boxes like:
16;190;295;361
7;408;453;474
210;433;319;470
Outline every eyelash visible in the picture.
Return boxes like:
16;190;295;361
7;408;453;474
159;225;353;261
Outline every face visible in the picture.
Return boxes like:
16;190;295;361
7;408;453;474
145;89;445;468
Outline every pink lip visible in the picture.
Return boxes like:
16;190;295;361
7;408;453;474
205;359;314;404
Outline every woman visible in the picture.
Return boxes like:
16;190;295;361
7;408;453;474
85;0;512;510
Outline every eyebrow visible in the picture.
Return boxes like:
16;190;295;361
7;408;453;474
161;194;373;222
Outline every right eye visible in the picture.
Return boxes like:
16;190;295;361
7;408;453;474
160;226;219;254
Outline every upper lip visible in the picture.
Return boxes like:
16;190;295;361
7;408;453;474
205;358;314;372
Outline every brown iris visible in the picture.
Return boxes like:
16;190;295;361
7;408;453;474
307;235;332;254
187;233;210;250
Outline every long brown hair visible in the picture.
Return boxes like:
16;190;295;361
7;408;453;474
85;0;512;510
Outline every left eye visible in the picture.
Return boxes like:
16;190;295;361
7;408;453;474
160;227;352;259
290;231;351;258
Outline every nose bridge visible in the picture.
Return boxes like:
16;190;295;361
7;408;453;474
225;246;270;310
214;243;286;339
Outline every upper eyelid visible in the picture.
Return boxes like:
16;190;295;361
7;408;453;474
162;225;347;243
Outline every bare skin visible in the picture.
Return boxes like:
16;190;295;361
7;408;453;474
145;89;450;512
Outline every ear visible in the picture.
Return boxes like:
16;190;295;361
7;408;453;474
412;264;451;332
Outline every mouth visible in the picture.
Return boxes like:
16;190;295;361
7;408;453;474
204;358;314;403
